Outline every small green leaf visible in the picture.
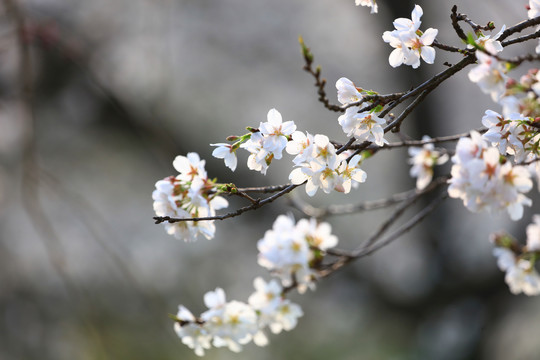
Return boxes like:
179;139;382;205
371;104;384;113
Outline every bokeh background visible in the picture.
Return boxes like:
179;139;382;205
1;0;539;359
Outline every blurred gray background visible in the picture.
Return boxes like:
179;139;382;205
1;0;539;359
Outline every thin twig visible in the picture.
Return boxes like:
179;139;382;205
300;40;342;112
235;184;292;193
498;15;540;42
320;192;448;278
353;192;449;258
377;128;486;149
451;5;468;41
432;40;468;54
154;184;300;223
385;90;429;133
501;28;540;47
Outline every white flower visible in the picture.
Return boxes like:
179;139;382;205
173;152;207;180
493;247;540;296
408;136;448;190
382;5;437;68
355;0;378;14
289;134;339;196
207;301;259;352
336;77;363;105
295;218;338;250
529;0;540;18
526;215;540;251
257;215;312;286
481;110;512;154
241;132;271;175
468;51;508;102
498;162;533;220
335;154;367;193
153;154;229;242
338;107;387;146
247;277;303;342
211;143;237;171
248;277;283;313
393;4;423;33
481;110;532;162
200;288;259;353
528;155;540;191
204;287;227;310
400;27;438;69
269;300;303;333
174;306;212;357
448;132;532;220
259;108;296;160
468;25;505;55
499;96;522;118
286;131;315;165
382;30;408;68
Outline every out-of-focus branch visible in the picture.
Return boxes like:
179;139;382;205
2;0;110;355
289;175;450;219
320;192;448;278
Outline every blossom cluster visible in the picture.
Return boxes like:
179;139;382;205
482;110;540;163
448;131;533;221
152;2;540;357
174;215;338;355
288;133;367;196
491;215;540;295
152;153;228;242
173;283;303;356
212;102;369;196
258;215;338;292
336;77;387;146
212;108;296;174
382;5;438;68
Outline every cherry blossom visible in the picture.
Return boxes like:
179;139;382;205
383;5;438;68
493;247;540;295
286;131;315;165
241;132;272;175
336;77;363;105
173;152;207;181
526;214;540;251
295;217;338;250
153;154;229;242
468;25;505;55
257;215;314;289
289;134;339;196
259;108;296;160
468;51;508;102
529;0;540;18
173;306;212;356
355;0;378;14
335;154;367;193
248;277;303;344
408;136;448;190
404;28;438;68
211;143;237;171
448;132;532;220
338;107;387;146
